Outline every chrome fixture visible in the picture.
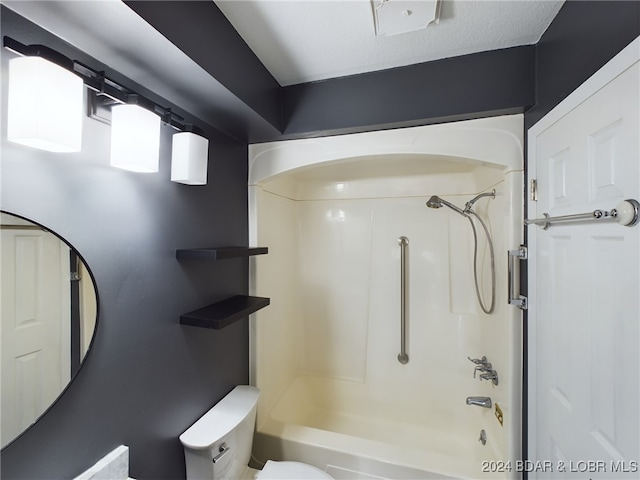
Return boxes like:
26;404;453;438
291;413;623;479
469;355;491;377
479;429;487;446
426;190;496;314
464;191;497;214
473;363;492;378
525;199;640;229
397;236;409;365
468;356;499;385
212;442;230;463
467;355;488;365
508;246;528;310
466;396;492;408
479;370;499;385
426;196;466;216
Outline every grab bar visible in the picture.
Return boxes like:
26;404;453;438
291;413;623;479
508;246;527;310
525;199;639;230
397;236;409;365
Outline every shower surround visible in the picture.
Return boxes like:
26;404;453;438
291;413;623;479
248;116;524;479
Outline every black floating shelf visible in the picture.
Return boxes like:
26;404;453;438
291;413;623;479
176;247;268;261
180;295;270;330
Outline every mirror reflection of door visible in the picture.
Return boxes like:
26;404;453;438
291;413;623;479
0;213;97;448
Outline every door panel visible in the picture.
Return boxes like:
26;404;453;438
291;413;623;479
528;48;639;478
1;228;70;447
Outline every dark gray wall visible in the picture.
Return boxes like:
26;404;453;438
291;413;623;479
0;10;250;480
2;1;639;480
99;0;640;142
125;2;536;143
526;0;640;128
282;46;535;139
123;0;283;143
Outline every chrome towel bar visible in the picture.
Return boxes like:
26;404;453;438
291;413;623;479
525;199;639;230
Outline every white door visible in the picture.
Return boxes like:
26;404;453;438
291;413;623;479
527;40;639;478
1;226;71;447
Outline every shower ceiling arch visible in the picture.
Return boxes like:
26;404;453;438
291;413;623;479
249;115;523;186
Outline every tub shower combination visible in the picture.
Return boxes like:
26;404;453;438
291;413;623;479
248;116;524;479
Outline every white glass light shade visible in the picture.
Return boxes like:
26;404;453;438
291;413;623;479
110;104;161;172
171;132;209;185
7;56;83;152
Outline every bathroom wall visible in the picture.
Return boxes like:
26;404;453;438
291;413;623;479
281;46;535;139
0;9;250;480
2;2;637;479
526;0;640;129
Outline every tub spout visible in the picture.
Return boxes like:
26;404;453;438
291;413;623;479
466;396;492;408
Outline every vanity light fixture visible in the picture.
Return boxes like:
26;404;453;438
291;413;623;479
110;95;161;173
171;126;209;185
3;36;210;184
7;47;83;152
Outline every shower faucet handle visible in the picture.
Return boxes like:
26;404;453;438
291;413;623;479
479;370;499;386
468;356;488;366
473;364;493;378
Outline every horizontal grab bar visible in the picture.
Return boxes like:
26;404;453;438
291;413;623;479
525;199;639;230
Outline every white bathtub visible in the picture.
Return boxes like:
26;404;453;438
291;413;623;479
253;375;509;479
249;116;524;480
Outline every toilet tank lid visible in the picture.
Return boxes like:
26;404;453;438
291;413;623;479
179;385;259;449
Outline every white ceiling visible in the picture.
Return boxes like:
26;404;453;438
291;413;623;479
215;0;565;86
3;0;254;136
4;0;564;140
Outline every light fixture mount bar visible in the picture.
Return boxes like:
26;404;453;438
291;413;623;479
3;35;198;134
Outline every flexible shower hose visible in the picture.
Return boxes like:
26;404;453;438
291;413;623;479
467;211;496;314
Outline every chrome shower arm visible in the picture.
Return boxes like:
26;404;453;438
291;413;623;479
464;189;496;213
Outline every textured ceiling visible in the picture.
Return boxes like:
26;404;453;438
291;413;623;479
4;0;564;142
215;0;565;86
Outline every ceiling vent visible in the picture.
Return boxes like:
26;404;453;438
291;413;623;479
372;0;441;36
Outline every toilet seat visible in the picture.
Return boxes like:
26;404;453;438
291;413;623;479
257;460;333;479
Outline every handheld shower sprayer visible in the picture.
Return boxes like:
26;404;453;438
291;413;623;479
426;190;495;216
425;190;497;314
426;195;466;216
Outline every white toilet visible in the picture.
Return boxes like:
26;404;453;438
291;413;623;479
180;385;333;480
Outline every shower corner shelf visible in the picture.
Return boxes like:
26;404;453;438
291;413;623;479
180;295;270;330
177;246;270;330
176;246;268;260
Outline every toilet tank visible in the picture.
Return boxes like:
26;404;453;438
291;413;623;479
180;386;260;480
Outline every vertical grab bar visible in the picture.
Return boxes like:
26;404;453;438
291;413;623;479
507;246;528;310
397;236;409;364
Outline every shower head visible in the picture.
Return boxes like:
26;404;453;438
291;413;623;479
426;196;442;209
426;195;466;216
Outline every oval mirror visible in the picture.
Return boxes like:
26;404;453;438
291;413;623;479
1;211;98;448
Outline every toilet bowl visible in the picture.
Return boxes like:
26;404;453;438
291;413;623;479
180;385;333;480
